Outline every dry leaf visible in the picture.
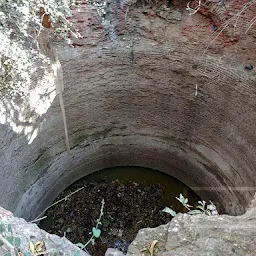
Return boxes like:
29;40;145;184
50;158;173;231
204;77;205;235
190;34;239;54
29;241;35;254
34;240;45;252
29;240;46;255
149;240;158;256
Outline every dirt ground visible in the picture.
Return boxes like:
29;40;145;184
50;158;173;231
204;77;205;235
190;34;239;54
40;177;174;255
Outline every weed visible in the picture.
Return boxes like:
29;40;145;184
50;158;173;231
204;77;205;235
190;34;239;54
163;194;219;216
75;199;105;253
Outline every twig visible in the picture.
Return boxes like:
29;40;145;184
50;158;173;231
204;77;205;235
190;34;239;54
195;83;198;96
202;0;256;57
29;216;48;223
233;0;256;33
245;16;256;33
200;16;235;61
115;179;124;186
33;186;85;221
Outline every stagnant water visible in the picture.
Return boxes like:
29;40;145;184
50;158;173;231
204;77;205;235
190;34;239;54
40;167;200;255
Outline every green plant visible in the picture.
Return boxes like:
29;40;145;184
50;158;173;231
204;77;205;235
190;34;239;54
163;194;219;216
76;199;105;252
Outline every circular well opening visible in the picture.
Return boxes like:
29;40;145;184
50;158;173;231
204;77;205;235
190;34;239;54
39;166;201;255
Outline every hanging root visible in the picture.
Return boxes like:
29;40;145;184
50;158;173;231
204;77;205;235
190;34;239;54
192;0;256;96
37;27;71;154
50;49;71;154
51;51;71;154
58;91;71;154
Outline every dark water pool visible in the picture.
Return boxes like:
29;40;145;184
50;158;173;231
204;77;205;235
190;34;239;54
83;166;200;211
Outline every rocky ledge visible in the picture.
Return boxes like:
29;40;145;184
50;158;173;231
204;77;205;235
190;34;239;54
126;194;256;256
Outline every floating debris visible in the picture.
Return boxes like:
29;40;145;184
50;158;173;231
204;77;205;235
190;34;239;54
244;65;253;71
